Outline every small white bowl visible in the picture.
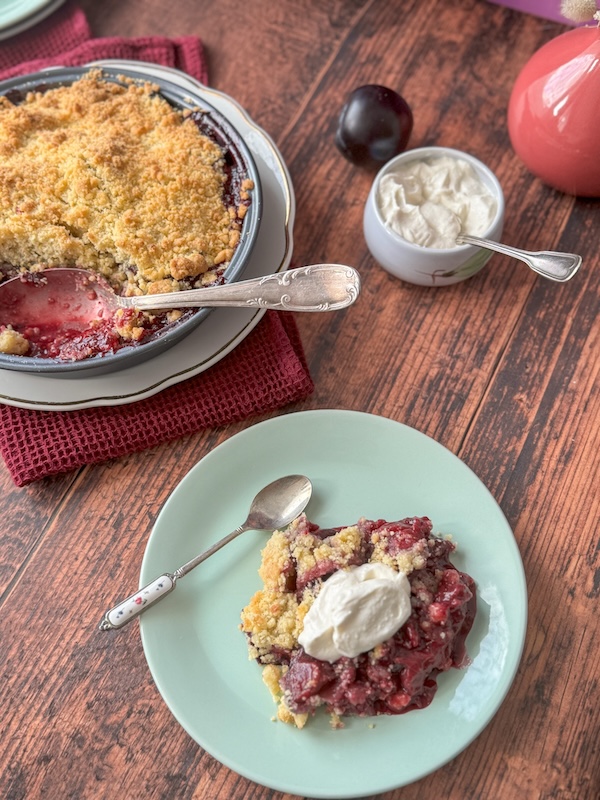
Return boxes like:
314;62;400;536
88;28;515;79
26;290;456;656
363;146;505;286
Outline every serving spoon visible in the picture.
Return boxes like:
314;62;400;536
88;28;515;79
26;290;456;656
0;263;360;333
99;474;312;631
455;233;582;282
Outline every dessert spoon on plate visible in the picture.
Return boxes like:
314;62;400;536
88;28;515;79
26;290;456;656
99;474;313;631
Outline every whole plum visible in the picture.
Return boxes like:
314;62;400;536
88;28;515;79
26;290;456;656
335;84;413;168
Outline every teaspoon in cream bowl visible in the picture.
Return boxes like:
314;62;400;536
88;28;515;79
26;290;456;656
99;474;313;631
455;234;582;282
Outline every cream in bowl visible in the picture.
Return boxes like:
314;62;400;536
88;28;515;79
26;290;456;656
363;146;504;286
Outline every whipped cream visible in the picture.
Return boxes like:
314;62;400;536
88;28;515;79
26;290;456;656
298;563;411;662
377;155;497;249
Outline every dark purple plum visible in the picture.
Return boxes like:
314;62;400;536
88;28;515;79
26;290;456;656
335;84;413;168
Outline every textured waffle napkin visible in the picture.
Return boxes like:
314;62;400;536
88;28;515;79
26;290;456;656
0;2;208;81
0;3;314;487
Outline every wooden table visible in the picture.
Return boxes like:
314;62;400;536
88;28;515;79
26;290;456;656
1;1;598;798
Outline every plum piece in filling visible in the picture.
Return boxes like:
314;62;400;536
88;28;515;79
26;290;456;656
240;514;476;728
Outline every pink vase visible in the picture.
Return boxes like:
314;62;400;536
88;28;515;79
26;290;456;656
508;25;600;197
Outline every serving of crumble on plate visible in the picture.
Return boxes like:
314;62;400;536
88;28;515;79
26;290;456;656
241;513;476;728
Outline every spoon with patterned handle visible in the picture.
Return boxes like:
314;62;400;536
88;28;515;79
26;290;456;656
456;234;581;282
0;264;361;336
98;474;312;631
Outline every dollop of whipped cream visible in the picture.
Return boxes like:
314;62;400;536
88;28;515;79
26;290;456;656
377;155;497;249
298;563;411;662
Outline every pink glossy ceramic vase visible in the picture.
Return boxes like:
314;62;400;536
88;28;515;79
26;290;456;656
508;25;600;197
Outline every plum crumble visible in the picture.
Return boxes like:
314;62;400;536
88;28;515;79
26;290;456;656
240;514;476;728
0;69;254;359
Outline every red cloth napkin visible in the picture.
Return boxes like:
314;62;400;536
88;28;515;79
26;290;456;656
0;3;314;487
0;2;208;82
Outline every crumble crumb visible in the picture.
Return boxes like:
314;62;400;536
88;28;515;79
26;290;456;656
330;712;344;729
0;326;29;355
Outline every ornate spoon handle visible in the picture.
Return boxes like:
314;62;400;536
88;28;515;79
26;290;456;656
456;234;582;282
99;524;249;630
119;264;361;311
98;574;177;630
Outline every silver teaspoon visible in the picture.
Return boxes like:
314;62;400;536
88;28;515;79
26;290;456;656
99;474;312;631
456;234;582;282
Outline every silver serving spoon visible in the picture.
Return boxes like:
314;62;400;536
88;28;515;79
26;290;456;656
98;474;312;631
456;233;582;282
0;264;360;334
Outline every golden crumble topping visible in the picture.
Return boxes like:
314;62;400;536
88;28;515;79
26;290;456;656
290;522;364;576
370;530;428;573
0;70;253;297
241;588;306;660
258;528;296;591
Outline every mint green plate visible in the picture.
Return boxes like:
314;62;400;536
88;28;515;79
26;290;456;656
0;0;52;28
139;410;527;798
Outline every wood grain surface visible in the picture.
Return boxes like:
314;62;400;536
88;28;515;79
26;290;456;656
1;1;599;799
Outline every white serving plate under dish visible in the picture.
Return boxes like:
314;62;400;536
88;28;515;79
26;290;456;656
0;60;294;411
139;410;528;798
0;0;66;41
